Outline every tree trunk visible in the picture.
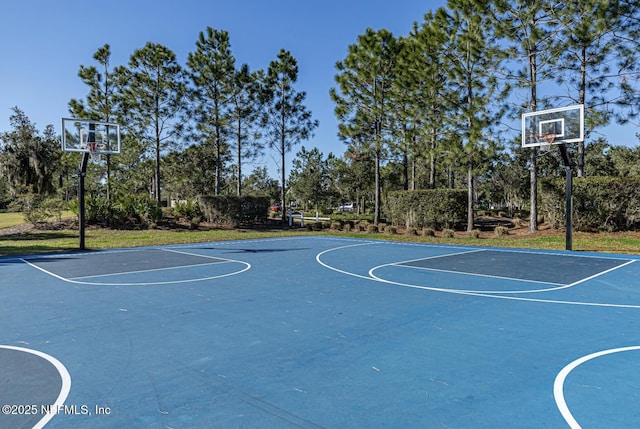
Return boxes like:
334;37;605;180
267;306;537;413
374;148;381;225
467;157;474;232
237;120;242;196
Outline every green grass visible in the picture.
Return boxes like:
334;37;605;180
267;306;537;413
0;227;311;256
2;209;640;256
0;212;27;228
0;211;75;228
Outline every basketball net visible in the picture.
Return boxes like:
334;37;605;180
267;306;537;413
537;133;556;153
86;142;105;162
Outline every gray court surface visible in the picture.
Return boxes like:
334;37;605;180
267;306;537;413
399;249;631;284
0;346;65;428
23;249;227;279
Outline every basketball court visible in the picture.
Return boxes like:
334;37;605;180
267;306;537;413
1;236;639;428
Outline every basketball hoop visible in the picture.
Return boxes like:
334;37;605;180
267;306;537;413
86;142;106;162
537;132;556;152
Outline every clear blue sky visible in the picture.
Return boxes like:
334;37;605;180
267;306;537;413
1;0;637;176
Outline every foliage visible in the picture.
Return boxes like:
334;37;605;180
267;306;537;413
68;195;162;227
172;200;202;222
187;27;236;196
261;49;318;220
494;226;509;237
553;0;634;176
68;43;121;201
0;108;61;196
117;42;189;204
197;195;269;227
5;12;640;234
331;28;400;224
15;194;65;226
385;189;467;230
229;64;265;196
539;177;640;232
288;146;334;210
242;166;281;201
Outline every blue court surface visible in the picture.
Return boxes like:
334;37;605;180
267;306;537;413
1;236;640;428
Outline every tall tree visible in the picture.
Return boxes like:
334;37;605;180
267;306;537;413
68;44;120;201
0;107;60;196
398;11;453;190
187;27;236;196
331;28;400;224
441;0;505;231
229;64;264;196
491;0;559;232
261;49;318;221
118;42;188;205
553;0;632;176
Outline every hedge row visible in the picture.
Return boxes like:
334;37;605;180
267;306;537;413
197;195;269;227
539;177;640;232
68;195;163;227
385;189;467;230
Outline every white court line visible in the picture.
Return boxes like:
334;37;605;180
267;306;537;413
554;346;640;429
391;248;486;264
316;240;640;308
315;241;384;281
21;252;251;286
380;263;565;288
375;258;636;294
70;260;232;280
161;247;230;259
0;345;71;429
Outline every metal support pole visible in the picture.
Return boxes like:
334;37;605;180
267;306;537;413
78;153;90;250
78;123;94;250
559;143;573;251
565;165;572;251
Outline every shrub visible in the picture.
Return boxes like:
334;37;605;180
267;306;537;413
495;226;509;237
469;229;481;238
511;217;523;228
406;227;418;236
422;227;435;237
384;225;397;235
385;189;466;230
343;223;352;232
173;200;201;222
18;193;50;226
442;229;454;238
367;224;379;233
197;195;269;227
539;177;640;232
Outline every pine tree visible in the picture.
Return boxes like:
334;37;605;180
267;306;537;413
397;10;453;190
187;28;236;195
229;64;264;196
261;49;318;222
331;28;400;224
553;0;630;176
117;42;188;205
491;0;559;231
440;0;505;231
68;44;120;201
